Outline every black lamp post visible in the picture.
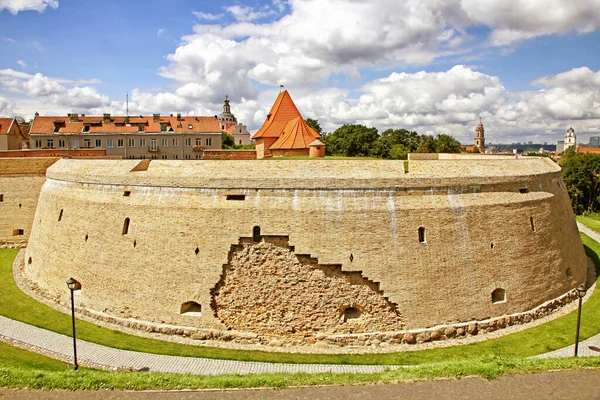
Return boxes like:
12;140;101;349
66;277;81;370
574;283;587;357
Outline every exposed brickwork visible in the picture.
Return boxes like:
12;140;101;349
0;149;106;158
203;150;257;160
212;238;404;336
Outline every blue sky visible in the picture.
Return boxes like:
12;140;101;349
1;0;599;144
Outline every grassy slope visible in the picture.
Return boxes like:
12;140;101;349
577;214;600;233
1;233;599;366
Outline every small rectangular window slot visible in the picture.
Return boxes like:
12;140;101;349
123;191;131;197
226;194;246;201
519;188;529;194
12;229;24;236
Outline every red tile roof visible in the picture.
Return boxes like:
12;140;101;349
253;90;302;139
270;117;321;150
30;115;221;135
0;118;15;135
578;147;600;154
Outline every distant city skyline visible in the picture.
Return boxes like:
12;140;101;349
0;0;599;144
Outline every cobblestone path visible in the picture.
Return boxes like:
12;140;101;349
0;223;598;375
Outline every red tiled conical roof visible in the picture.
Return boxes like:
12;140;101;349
270;117;321;149
253;90;302;138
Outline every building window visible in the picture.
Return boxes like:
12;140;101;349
58;139;66;148
106;139;113;148
491;288;506;304
0;194;3;202
83;139;91;148
72;139;79;149
117;139;124;148
128;138;135;147
188;124;193;129
12;229;24;236
95;139;102;148
151;155;157;159
195;138;202;146
139;138;146;147
342;306;362;322
35;139;42;148
122;218;130;235
173;154;179;159
161;138;168;147
185;138;192;146
195;154;201;159
418;227;426;243
180;301;202;316
137;124;145;132
150;139;157;151
161;154;168;159
205;138;212;146
173;138;179;147
253;226;261;242
46;139;54;148
185;154;191;159
227;194;246;201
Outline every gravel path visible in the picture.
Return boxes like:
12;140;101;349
0;223;598;375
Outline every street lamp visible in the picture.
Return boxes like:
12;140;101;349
66;277;81;370
574;283;587;357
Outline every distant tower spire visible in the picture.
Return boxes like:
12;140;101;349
475;118;485;153
565;126;576;151
218;94;237;131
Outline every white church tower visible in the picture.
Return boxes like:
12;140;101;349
564;126;576;151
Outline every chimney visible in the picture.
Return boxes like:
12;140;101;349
69;113;78;122
153;113;160;122
177;113;182;121
34;112;39;117
103;113;111;122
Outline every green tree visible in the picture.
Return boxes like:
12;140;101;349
561;149;600;214
221;132;235;149
371;129;421;158
325;124;379;157
433;134;461;153
388;144;409;160
416;135;436;153
305;118;323;136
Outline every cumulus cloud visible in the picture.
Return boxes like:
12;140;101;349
0;0;57;14
16;60;26;68
461;0;600;46
225;5;277;22
0;96;15;116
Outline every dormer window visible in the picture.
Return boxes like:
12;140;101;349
82;125;90;133
138;124;145;132
160;124;167;132
188;124;193;129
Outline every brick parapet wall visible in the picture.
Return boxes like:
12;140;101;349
202;150;257;160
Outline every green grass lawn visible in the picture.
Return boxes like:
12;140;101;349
1;234;600;366
577;214;600;234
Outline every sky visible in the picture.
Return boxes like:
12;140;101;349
0;0;599;144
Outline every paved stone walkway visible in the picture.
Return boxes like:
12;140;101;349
0;223;598;375
0;315;399;375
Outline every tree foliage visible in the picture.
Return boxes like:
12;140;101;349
316;123;462;159
561;149;600;215
305;118;323;136
221;132;235;149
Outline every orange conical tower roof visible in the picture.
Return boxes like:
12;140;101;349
270;116;321;149
253;90;302;138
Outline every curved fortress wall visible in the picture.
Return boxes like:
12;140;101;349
25;157;586;335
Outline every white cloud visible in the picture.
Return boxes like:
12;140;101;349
1;37;15;43
192;11;222;21
16;60;26;68
0;0;57;14
225;5;276;22
460;0;600;46
0;96;16;116
31;41;43;51
156;28;165;37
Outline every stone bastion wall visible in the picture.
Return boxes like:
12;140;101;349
0;157;59;244
23;157;587;346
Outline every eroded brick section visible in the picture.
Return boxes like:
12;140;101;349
212;240;404;336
